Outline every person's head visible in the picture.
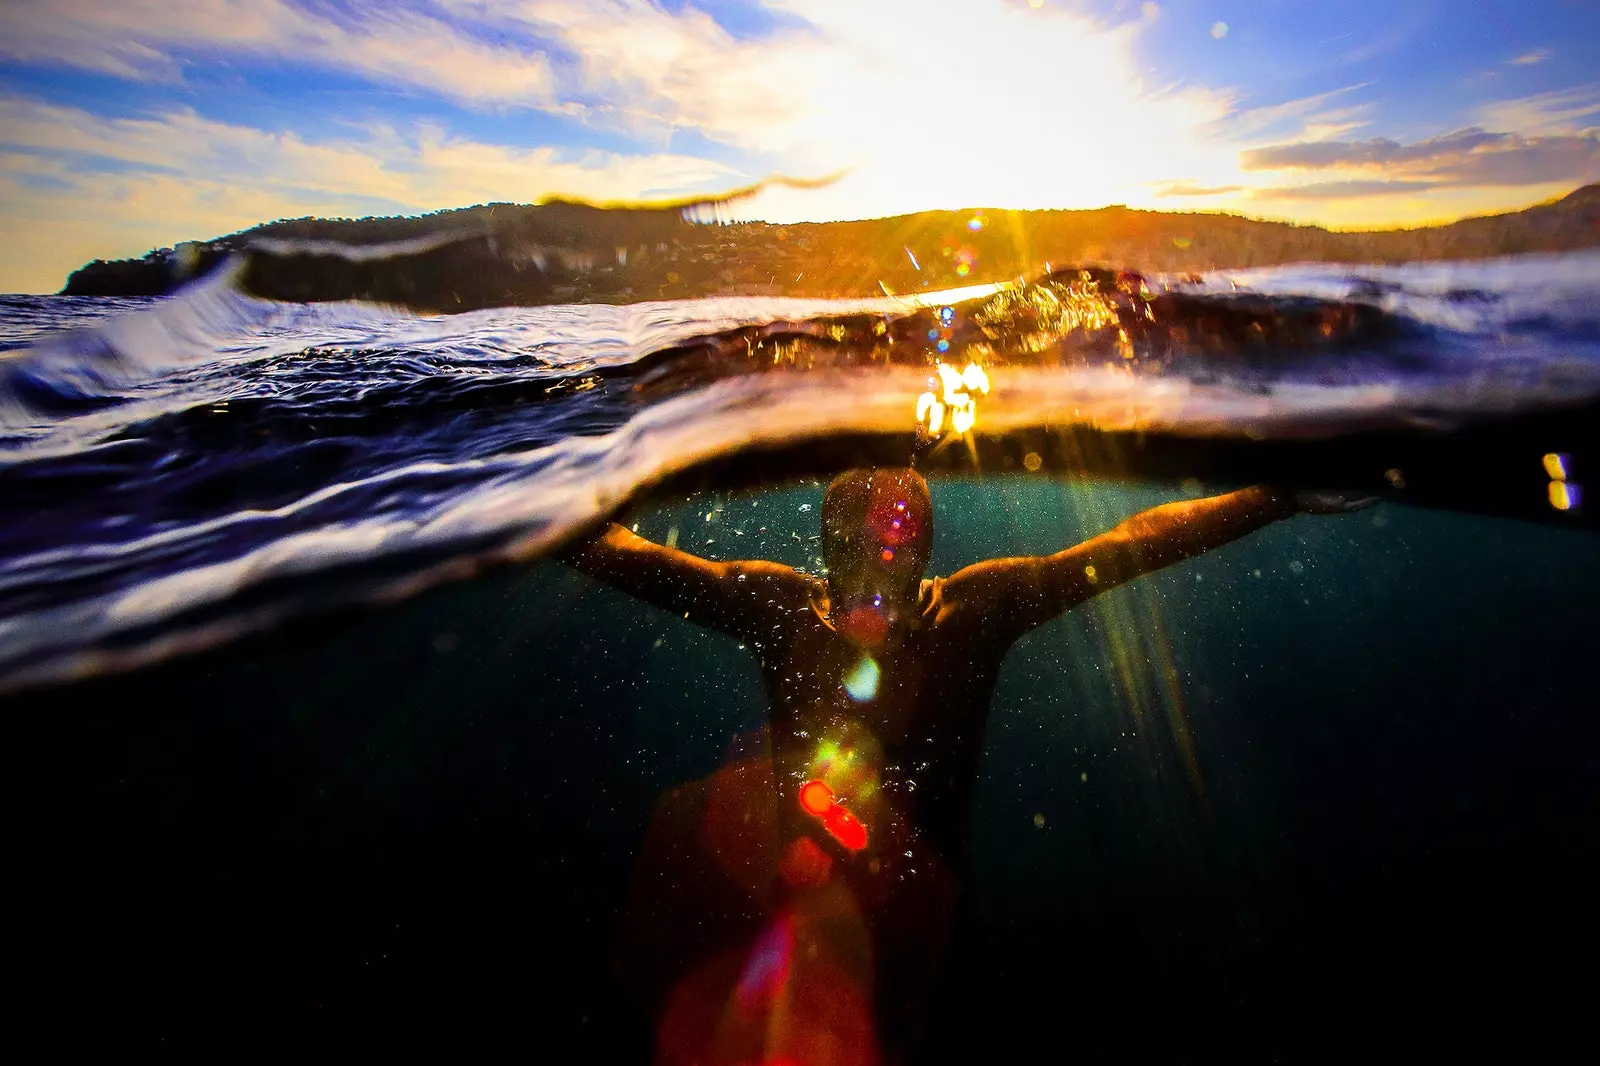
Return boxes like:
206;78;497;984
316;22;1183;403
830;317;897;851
820;468;933;604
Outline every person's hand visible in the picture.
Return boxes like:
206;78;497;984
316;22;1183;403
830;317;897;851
1294;489;1379;515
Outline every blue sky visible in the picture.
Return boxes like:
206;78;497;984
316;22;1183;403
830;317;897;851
0;0;1596;292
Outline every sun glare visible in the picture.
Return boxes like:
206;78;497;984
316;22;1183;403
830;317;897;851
736;2;1242;222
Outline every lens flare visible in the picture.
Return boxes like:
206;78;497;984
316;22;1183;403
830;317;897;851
797;779;870;852
843;655;880;701
800;780;835;816
823;806;869;851
735;913;795;1010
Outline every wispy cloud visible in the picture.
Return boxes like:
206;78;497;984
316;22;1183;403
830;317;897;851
1253;179;1442;200
0;94;740;292
0;94;735;205
438;0;825;150
1243;127;1510;170
1474;83;1600;134
0;0;557;104
1241;83;1600;195
1211;83;1374;145
1151;180;1246;198
1245;128;1599;189
1326;12;1429;71
1507;49;1551;67
0;0;823;144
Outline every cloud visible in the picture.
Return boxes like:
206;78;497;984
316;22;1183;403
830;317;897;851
1507;50;1550;67
1211;83;1374;145
0;95;740;209
1152;180;1246;198
436;0;826;151
0;0;557;104
0;94;741;293
1253;179;1443;200
1321;7;1434;73
1242;127;1511;170
0;0;817;144
1240;108;1600;192
1473;83;1600;134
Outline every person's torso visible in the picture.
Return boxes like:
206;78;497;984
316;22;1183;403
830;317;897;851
746;578;1007;883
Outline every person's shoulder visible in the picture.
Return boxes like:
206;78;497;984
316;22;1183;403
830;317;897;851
919;576;960;628
730;558;818;603
921;573;1026;654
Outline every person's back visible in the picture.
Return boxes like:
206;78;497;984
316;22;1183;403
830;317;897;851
741;569;1005;874
563;470;1366;1062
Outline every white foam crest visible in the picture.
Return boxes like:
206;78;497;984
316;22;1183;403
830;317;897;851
0;279;1001;453
1197;250;1600;338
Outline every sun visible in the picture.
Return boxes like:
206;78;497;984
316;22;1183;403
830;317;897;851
732;1;1245;223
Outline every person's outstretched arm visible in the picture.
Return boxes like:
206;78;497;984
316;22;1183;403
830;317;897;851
941;486;1337;644
561;522;813;641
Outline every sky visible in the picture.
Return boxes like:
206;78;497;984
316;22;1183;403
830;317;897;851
0;0;1598;292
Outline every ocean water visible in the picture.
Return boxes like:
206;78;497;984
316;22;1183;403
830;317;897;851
6;252;1599;1054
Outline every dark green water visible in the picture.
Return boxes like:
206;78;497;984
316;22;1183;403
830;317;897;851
17;475;1599;1053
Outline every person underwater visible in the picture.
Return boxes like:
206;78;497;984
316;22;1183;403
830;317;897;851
564;470;1371;1064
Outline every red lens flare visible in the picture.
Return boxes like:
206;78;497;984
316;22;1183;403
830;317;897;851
839;604;888;648
822;806;868;851
799;779;835;816
797;779;869;852
865;486;921;550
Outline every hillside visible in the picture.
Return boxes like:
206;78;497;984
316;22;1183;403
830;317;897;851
61;185;1600;312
